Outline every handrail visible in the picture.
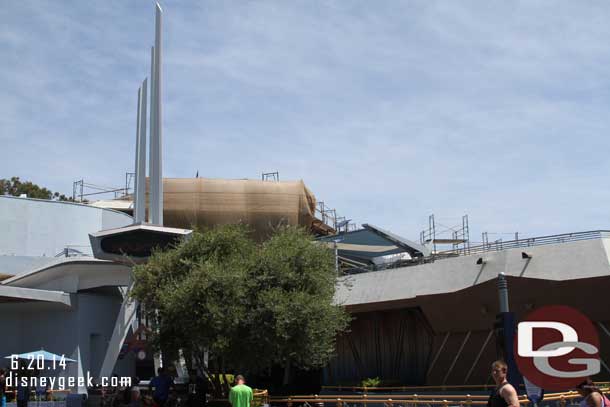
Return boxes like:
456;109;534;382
343;230;610;274
270;387;610;407
321;384;499;391
317;383;609;394
272;395;491;400
438;230;610;257
271;398;495;406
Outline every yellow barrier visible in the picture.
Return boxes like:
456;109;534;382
270;387;610;407
320;382;610;394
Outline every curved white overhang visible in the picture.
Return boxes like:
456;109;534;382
1;258;131;292
0;285;71;307
89;223;192;264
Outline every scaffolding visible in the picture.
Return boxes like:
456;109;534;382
480;231;520;250
420;214;470;255
315;201;357;234
261;171;280;182
72;172;134;202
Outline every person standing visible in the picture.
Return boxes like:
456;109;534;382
0;368;6;407
16;371;30;407
149;367;174;407
129;377;142;407
229;375;253;407
487;360;519;407
576;378;610;407
187;370;208;407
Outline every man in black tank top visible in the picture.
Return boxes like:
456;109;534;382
488;360;520;407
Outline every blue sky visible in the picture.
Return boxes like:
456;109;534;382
2;1;610;242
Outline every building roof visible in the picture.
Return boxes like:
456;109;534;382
318;225;428;266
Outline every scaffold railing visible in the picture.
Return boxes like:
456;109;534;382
438;230;610;257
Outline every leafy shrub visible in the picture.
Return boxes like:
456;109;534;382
361;377;381;388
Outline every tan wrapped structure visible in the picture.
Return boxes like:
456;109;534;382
141;178;321;239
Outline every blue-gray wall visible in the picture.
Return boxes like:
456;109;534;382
0;196;132;257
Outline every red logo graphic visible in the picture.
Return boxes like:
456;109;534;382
514;305;600;391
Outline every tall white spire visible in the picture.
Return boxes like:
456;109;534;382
134;78;147;224
149;3;163;226
148;45;156;224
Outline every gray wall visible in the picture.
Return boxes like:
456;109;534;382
0;196;132;257
0;291;134;386
336;238;610;309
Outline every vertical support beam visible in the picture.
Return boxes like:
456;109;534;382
76;346;88;395
134;79;148;224
99;279;137;380
149;3;163;226
443;331;471;385
148;46;156;224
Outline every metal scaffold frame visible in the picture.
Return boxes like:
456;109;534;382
420;214;470;256
72;172;135;202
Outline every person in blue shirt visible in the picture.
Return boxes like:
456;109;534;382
149;367;174;407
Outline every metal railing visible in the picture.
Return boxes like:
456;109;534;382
270;386;610;407
54;245;93;258
438;230;610;257
320;384;499;392
341;230;610;274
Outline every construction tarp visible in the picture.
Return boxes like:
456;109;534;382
148;178;317;240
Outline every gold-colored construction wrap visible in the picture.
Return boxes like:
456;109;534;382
146;178;318;240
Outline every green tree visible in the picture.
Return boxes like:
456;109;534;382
131;225;350;395
249;227;351;384
0;177;72;201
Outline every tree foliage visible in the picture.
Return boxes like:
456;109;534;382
131;225;350;394
0;177;72;201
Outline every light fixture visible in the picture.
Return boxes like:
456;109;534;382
521;252;532;259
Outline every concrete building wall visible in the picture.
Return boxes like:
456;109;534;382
336;238;610;309
0;292;133;386
0;301;80;378
332;238;610;386
0;196;132;257
76;292;135;379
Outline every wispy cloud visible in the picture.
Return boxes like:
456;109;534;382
2;0;610;241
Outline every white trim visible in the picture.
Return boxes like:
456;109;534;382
1;258;114;285
0;195;133;219
0;285;71;306
464;330;494;384
443;331;472;385
427;331;450;378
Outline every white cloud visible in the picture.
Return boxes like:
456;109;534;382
2;0;610;240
